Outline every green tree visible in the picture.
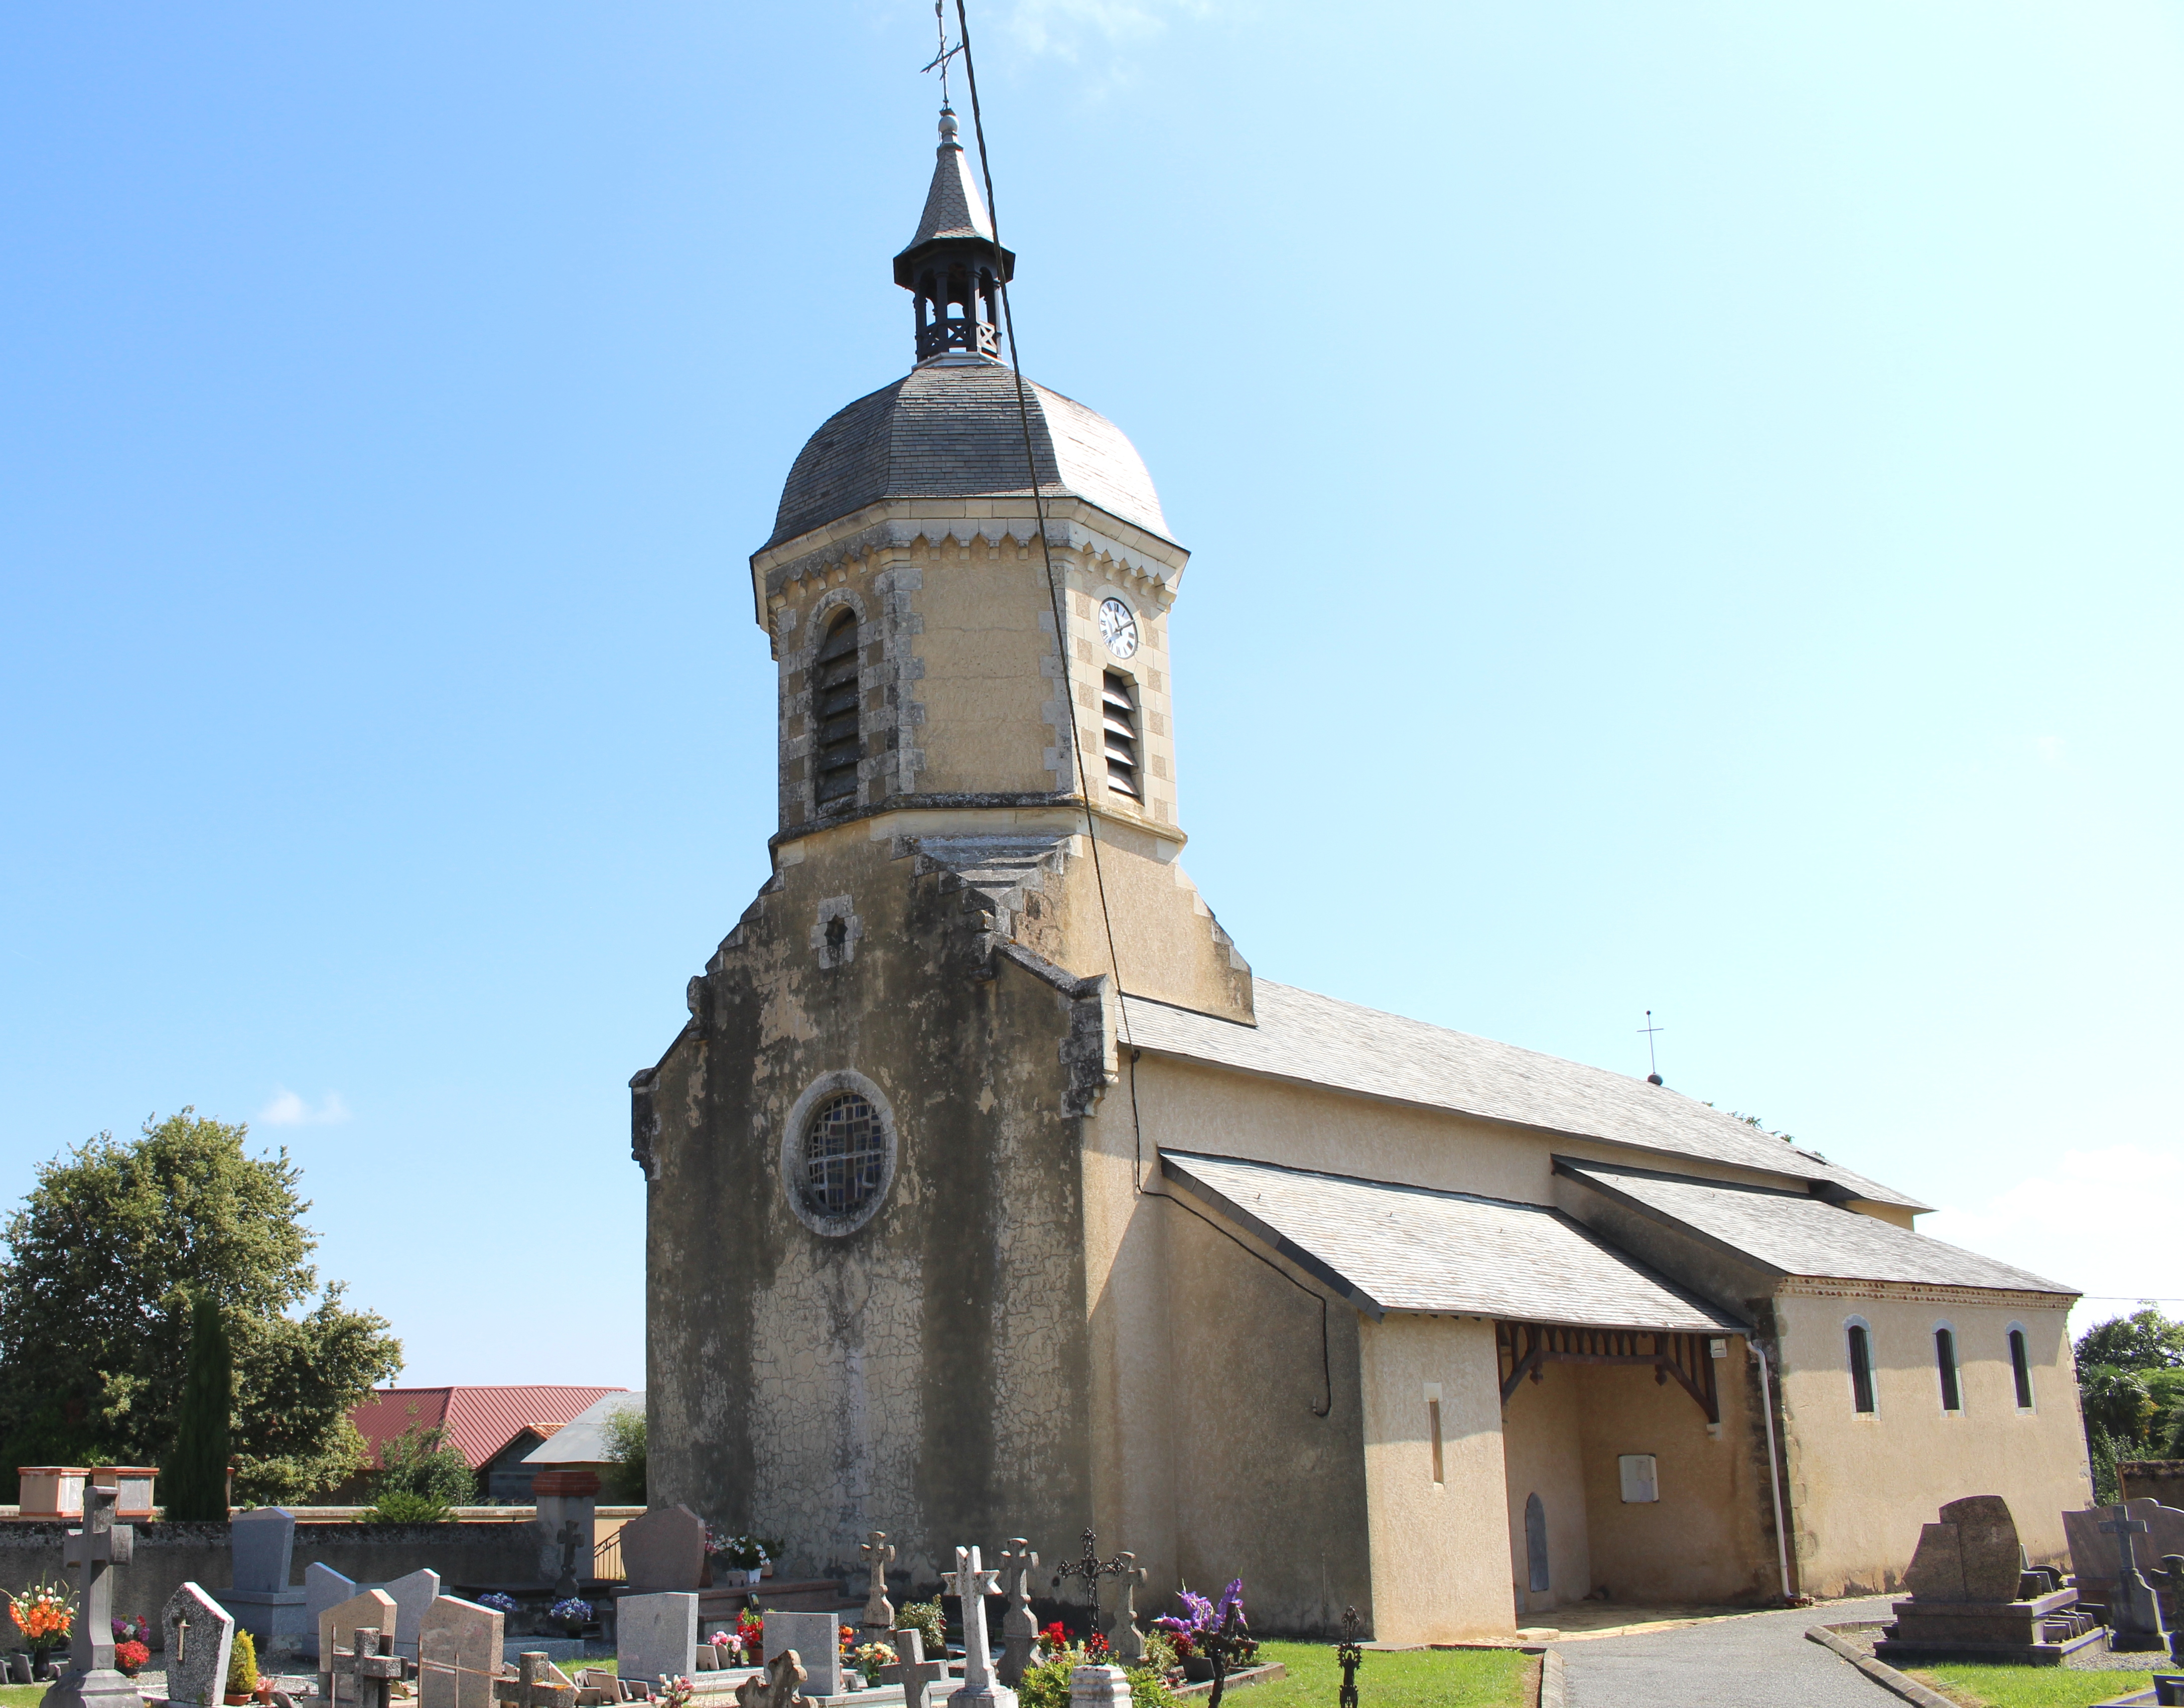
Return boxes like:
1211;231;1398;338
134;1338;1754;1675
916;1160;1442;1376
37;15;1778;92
0;1110;402;1503
601;1405;646;1504
163;1290;232;1521
2078;1305;2184;1372
371;1424;475;1510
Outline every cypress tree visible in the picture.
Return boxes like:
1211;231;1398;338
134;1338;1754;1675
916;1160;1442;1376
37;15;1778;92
164;1291;231;1522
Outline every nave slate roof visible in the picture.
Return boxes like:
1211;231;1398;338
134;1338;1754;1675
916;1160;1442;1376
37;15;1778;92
1556;1158;2072;1295
1163;1150;1743;1332
1122;980;1926;1211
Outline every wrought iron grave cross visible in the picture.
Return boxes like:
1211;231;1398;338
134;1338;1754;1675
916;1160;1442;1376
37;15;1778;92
1198;1600;1251;1708
1051;1529;1129;1637
1335;1607;1363;1708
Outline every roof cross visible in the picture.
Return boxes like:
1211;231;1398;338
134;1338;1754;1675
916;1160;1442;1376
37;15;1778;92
920;1;964;106
1638;1010;1665;1085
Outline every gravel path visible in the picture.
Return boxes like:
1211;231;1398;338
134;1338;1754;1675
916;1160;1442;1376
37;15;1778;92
1555;1598;1902;1708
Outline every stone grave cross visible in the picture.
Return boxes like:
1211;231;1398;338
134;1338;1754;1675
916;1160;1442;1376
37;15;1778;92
996;1539;1039;1686
61;1485;134;1673
494;1653;578;1708
553;1522;584;1601
943;1545;1014;1708
879;1628;949;1708
2100;1507;2168;1650
733;1650;808;1708
860;1532;897;1641
1107;1553;1148;1664
331;1628;409;1708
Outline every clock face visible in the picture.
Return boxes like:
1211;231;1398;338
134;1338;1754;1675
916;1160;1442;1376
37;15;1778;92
1098;597;1139;659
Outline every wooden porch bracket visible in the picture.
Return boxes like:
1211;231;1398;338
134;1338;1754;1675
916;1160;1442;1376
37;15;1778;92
1495;1320;1722;1424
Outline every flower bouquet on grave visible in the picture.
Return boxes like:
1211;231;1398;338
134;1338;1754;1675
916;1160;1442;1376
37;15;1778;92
9;1575;76;1673
478;1594;519;1617
707;1532;766;1585
659;1678;695;1708
851;1641;895;1680
551;1598;593;1639
1154;1581;1251;1681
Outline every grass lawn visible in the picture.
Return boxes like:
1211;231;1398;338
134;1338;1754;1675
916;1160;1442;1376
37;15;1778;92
0;1687;54;1707
1906;1664;2156;1708
1240;1641;1534;1708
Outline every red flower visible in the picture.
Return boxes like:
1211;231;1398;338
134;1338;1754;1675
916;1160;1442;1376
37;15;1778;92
115;1640;150;1674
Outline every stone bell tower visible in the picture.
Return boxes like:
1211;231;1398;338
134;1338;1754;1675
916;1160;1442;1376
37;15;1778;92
636;107;1251;1589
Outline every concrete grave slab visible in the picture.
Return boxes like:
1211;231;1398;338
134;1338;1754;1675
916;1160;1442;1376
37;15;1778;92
620;1593;700;1690
161;1582;236;1708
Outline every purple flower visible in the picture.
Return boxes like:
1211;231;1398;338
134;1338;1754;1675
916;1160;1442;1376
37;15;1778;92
1214;1581;1247;1630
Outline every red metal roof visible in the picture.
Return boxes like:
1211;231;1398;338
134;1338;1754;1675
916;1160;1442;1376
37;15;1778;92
350;1386;628;1471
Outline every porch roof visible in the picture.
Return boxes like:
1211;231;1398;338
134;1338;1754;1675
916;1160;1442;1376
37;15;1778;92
1161;1150;1745;1333
1554;1158;2075;1296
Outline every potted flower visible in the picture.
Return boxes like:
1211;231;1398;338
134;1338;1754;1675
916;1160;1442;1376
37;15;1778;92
9;1576;76;1682
851;1640;896;1687
756;1538;786;1580
478;1594;519;1619
707;1533;765;1586
1154;1582;1247;1684
735;1609;764;1664
550;1598;593;1640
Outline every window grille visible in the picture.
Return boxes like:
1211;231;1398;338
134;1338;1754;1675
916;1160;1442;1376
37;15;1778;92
812;610;862;810
802;1091;886;1219
2009;1329;2034;1409
1102;671;1141;800
1936;1328;1962;1411
1848;1323;1876;1413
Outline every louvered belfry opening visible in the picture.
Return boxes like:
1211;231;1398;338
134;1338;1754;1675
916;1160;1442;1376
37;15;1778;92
1102;671;1141;800
812;609;863;812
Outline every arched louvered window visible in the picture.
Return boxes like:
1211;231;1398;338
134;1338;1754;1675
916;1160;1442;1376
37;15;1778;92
1102;671;1141;800
812;609;862;811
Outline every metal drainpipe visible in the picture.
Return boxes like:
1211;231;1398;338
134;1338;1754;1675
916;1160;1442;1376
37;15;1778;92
1754;1342;1796;1603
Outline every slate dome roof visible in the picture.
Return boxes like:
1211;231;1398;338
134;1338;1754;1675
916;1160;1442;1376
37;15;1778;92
766;360;1171;551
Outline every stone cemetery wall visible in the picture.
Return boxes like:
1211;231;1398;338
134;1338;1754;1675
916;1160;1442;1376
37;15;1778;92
2122;1461;2184;1509
0;1521;541;1647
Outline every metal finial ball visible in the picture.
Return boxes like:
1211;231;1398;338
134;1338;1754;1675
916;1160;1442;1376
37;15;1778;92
939;107;961;146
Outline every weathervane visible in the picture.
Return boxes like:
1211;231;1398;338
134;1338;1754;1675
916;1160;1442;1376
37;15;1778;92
921;0;964;105
1639;1010;1664;1086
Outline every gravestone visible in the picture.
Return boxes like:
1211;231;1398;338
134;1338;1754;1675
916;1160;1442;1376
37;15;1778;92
620;1506;708;1594
2098;1507;2168;1652
419;1596;507;1708
880;1630;948;1708
859;1533;896;1643
618;1593;699;1689
532;1472;601;1589
219;1507;311;1656
233;1508;298;1591
1068;1668;1131;1708
45;1483;140;1708
943;1545;1014;1708
735;1652;808;1708
321;1589;399;1706
763;1615;842;1698
1877;1494;2105;1665
995;1541;1037;1688
2068;1501;2184;1610
386;1569;445;1662
161;1583;237;1708
494;1653;578;1708
307;1564;361;1661
1106;1554;1147;1664
552;1522;585;1601
330;1628;407;1708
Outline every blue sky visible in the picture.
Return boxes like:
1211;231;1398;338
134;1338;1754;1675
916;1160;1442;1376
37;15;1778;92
3;3;2178;1388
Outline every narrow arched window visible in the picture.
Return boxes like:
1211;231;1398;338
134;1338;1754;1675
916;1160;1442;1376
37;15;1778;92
2009;1328;2034;1409
1102;671;1141;800
812;609;862;811
1935;1328;1961;1411
1847;1323;1876;1414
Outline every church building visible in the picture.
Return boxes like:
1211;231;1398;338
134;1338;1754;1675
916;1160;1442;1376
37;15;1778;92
633;108;2093;1641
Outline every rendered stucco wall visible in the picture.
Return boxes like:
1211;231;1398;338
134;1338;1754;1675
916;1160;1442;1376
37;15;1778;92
1774;1286;2090;1595
1498;1363;1592;1616
1360;1315;1514;1643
